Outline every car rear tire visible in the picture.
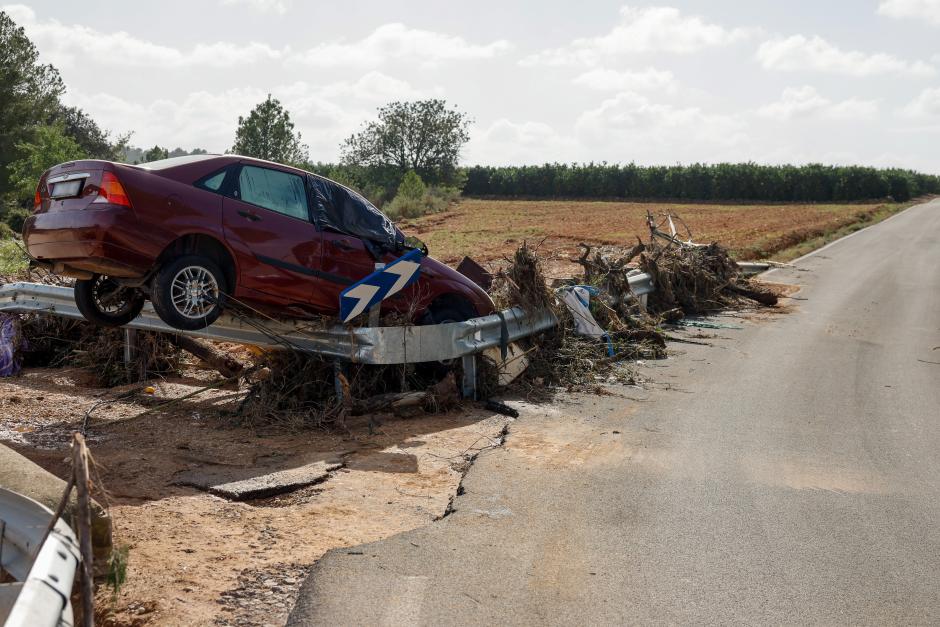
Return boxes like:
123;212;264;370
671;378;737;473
150;255;227;330
74;275;145;327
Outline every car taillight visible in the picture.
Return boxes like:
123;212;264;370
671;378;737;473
34;185;42;211
93;171;132;208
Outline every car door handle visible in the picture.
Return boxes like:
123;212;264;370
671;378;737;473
238;210;261;222
331;239;354;251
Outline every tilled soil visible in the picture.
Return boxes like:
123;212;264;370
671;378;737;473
401;198;904;278
0;366;511;626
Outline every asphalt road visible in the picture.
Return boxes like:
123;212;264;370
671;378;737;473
288;200;940;626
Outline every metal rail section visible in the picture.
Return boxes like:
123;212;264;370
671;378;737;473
0;265;762;397
0;282;565;397
0;488;80;627
0;282;560;363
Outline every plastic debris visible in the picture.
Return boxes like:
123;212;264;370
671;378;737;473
0;314;25;377
557;285;615;356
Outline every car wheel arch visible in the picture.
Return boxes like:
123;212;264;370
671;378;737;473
425;292;479;322
156;233;237;294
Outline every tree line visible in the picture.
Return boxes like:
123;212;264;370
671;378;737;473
461;163;940;203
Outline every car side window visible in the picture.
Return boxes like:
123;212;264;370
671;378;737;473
194;167;232;193
236;165;309;221
201;170;227;191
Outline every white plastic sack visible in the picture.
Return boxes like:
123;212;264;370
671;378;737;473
558;286;605;337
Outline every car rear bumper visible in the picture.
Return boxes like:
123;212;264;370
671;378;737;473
23;207;153;277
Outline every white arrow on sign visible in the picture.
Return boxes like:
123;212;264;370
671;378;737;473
385;259;421;294
341;283;380;321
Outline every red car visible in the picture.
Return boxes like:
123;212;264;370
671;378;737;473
23;155;494;330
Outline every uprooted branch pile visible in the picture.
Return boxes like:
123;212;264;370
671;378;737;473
639;241;778;320
236;349;460;430
485;243;666;396
15;313;183;386
2;271;183;386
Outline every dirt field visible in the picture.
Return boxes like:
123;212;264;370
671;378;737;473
0;365;510;625
402;198;909;278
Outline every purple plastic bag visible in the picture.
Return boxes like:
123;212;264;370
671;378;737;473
0;314;25;377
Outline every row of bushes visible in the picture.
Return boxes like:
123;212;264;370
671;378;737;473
462;163;940;202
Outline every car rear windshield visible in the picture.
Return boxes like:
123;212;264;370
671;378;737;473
137;155;218;170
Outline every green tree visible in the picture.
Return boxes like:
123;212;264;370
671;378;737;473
231;95;308;165
0;9;66;194
396;170;427;199
7;124;84;199
4;123;84;230
51;105;116;159
143;145;169;162
340;100;471;186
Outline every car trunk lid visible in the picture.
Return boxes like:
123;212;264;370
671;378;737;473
35;160;113;214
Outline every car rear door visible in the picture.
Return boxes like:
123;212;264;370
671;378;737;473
221;163;336;311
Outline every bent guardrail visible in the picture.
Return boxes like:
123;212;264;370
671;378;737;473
0;488;80;627
0;263;764;398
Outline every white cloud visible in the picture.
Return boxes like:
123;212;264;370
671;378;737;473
290;23;512;69
220;0;290;14
759;86;878;121
877;0;940;24
573;67;677;92
3;4;284;68
574;91;747;162
62;73;438;156
901;87;940;116
465;119;579;164
521;5;751;67
757;34;934;77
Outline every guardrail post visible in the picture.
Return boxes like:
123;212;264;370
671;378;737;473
461;354;477;400
123;328;137;365
333;360;346;403
123;328;138;381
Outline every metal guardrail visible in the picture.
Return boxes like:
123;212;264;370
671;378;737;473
0;282;557;365
737;262;771;276
0;264;757;398
0;488;80;627
0;282;563;397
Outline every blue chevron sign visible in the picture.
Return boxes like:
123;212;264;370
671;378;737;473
339;248;423;323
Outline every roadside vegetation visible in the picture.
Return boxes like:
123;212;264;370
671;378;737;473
0;238;28;275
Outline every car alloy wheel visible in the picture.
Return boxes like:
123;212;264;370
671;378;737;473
150;255;227;331
170;265;220;320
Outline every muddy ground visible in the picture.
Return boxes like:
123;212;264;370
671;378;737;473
0;364;512;626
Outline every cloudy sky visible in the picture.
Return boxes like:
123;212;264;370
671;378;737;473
6;0;940;171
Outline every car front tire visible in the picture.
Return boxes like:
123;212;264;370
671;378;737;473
150;255;227;330
74;275;145;327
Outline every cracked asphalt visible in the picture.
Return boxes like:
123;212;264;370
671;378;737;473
288;199;940;626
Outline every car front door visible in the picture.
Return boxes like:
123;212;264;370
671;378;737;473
221;163;336;312
308;176;392;309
